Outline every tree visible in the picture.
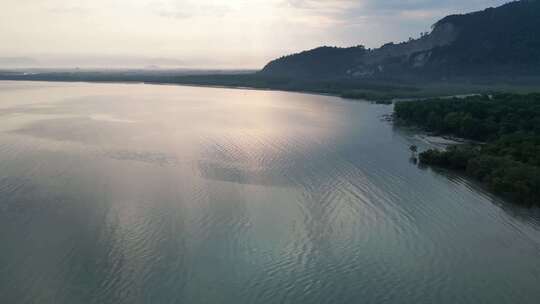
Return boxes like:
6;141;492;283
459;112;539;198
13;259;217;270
409;145;418;158
395;93;540;205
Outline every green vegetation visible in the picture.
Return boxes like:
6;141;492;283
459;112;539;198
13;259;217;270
260;0;540;80
4;0;540;104
4;69;540;104
395;93;540;205
261;46;367;78
0;70;438;102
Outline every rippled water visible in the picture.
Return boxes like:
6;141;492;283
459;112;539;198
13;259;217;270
0;81;539;304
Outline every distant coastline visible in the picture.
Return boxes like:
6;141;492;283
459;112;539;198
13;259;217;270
2;69;540;103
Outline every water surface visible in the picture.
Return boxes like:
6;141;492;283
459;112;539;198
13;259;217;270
0;81;539;304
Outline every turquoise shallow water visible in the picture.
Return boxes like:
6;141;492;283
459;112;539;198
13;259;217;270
0;81;539;304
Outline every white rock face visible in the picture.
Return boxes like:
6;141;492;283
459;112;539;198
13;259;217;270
346;22;459;77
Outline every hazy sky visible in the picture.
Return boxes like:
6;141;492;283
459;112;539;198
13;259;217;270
0;0;509;68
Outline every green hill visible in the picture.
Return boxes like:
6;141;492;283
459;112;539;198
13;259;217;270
261;0;540;80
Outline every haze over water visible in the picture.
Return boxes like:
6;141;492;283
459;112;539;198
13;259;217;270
0;81;539;304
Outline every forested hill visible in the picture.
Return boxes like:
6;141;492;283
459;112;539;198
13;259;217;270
260;0;540;80
259;46;366;79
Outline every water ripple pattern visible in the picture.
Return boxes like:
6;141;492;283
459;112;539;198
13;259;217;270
0;81;539;304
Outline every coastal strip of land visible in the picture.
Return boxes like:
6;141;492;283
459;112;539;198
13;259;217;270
394;93;540;205
2;69;540;103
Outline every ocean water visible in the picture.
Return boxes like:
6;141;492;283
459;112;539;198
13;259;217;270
0;81;539;304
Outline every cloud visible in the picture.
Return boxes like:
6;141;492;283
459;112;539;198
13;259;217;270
283;0;356;10
150;0;234;19
48;5;93;15
282;0;508;21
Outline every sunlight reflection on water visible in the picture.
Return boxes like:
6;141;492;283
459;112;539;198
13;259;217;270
0;81;539;304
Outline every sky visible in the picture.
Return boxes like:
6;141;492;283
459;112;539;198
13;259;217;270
0;0;509;69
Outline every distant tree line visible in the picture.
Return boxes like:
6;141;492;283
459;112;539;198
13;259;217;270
395;93;540;205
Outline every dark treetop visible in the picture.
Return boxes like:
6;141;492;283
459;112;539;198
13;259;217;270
394;93;540;205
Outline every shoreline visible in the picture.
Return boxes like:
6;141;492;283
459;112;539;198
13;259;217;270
2;78;482;105
0;75;492;103
0;78;353;101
